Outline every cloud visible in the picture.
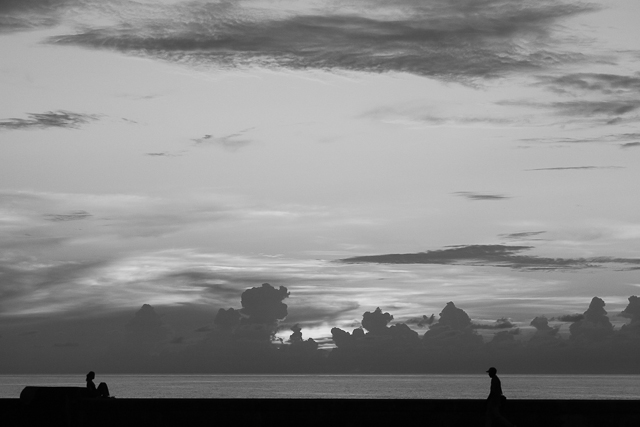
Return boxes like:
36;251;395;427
423;302;484;349
530;316;554;333
43;210;92;222
339;244;640;271
620;296;640;321
555;314;584;322
145;152;183;157
538;73;640;95
550;100;640;117
363;106;524;127
499;231;546;240
192;129;254;151
38;0;596;80
405;314;436;327
621;142;640;149
498;99;640;126
526;166;624;171
125;304;169;342
0;111;98;130
472;317;515;330
6;284;640;373
361;307;393;335
0;0;68;32
520;132;640;146
213;308;241;331
569;297;614;342
240;283;290;325
454;192;510;201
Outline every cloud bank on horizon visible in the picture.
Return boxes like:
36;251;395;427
3;281;640;374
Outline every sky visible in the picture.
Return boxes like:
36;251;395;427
1;0;640;374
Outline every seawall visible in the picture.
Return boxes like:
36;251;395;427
2;394;640;426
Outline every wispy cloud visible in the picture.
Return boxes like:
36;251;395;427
500;99;640;125
30;0;596;81
192;128;255;151
519;133;640;146
499;231;546;240
538;73;640;95
454;192;510;201
145;152;183;157
526;166;624;171
339;244;640;271
0;0;67;32
621;142;640;149
0;111;98;130
43;210;92;222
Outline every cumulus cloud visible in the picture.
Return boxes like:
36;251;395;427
7;288;640;373
454;192;510;201
620;296;640;322
214;308;241;332
487;329;519;346
240;283;290;325
125;303;170;343
423;302;484;349
361;307;393;335
210;283;291;343
339;244;640;271
569;297;614;342
433;301;473;330
619;296;640;338
0;111;98;130
530;316;554;333
528;317;560;346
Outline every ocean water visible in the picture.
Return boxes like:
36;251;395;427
2;374;639;400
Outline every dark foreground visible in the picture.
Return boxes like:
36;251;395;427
1;387;640;426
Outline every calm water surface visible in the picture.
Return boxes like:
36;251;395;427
1;374;639;399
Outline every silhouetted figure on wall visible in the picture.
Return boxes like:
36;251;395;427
86;371;110;398
485;367;516;427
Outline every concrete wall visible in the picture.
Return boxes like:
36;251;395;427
2;388;640;427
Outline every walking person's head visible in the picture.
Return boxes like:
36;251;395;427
486;367;497;378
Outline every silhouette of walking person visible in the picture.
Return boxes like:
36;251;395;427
86;371;110;398
485;367;516;427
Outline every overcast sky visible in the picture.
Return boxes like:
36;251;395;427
1;0;640;373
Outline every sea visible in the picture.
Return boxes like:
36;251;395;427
2;374;640;400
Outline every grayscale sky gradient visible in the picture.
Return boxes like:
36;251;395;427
1;0;640;373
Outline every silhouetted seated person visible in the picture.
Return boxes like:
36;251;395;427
485;367;516;427
86;371;110;398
